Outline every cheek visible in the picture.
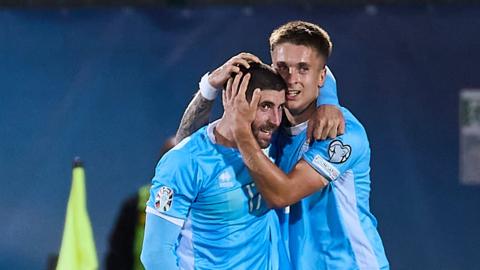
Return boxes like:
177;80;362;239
251;113;261;130
303;74;318;86
301;75;319;94
253;113;268;127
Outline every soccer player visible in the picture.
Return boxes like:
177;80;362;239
141;63;290;269
227;21;390;269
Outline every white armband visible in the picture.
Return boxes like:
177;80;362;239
199;72;221;101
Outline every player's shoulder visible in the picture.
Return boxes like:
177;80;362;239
309;107;369;156
336;107;370;154
170;126;215;156
341;107;367;137
154;128;210;172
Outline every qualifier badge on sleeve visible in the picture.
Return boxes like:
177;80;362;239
155;186;174;212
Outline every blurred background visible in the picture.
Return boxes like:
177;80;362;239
1;0;479;269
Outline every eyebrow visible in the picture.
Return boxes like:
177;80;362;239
275;61;310;67
260;101;275;106
298;62;310;67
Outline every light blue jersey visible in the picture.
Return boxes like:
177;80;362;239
272;108;389;270
145;121;289;270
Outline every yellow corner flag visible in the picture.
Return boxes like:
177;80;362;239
57;158;98;270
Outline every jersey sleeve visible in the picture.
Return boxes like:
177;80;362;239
146;146;200;225
302;122;366;182
316;66;339;107
141;213;182;269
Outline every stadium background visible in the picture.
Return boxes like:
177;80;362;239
1;1;479;269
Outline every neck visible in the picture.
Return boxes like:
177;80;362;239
284;101;316;126
214;117;237;148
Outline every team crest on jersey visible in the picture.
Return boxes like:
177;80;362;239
155;186;174;212
328;140;351;163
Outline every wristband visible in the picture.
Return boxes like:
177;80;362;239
199;72;220;100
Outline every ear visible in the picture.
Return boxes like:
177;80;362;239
317;67;327;88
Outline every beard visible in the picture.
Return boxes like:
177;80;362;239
252;122;278;149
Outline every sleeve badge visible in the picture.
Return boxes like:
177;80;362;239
328;140;351;163
155;186;174;212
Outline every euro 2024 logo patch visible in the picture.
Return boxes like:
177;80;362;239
328;140;351;163
155;186;174;212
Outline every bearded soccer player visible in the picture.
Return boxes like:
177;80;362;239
141;63;290;270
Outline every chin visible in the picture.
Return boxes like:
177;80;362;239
286;101;301;112
254;137;269;149
259;142;270;149
287;101;310;116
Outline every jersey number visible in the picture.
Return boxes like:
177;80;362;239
244;182;263;213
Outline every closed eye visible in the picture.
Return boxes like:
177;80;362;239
275;63;288;72
298;63;310;74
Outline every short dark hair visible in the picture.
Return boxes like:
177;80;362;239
269;20;332;60
235;62;286;101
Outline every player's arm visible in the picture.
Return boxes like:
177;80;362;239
244;149;328;208
175;92;215;143
225;74;329;208
307;66;345;142
141;213;181;269
141;146;199;268
175;53;261;143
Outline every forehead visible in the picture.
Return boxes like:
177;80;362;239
271;42;324;65
258;89;285;104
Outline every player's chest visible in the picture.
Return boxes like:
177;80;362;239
192;162;269;219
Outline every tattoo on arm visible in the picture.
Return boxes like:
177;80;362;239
175;91;215;143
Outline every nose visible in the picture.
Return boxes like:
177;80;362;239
269;107;282;128
286;67;299;85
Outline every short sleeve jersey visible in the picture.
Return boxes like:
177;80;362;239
271;108;389;270
146;122;290;270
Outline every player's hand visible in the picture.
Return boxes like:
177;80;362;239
209;53;261;89
306;105;345;142
222;72;260;136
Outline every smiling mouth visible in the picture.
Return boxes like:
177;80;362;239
287;90;300;98
260;128;273;135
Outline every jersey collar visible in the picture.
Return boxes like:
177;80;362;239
282;121;308;136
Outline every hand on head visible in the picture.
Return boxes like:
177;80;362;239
222;72;261;139
208;52;261;89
